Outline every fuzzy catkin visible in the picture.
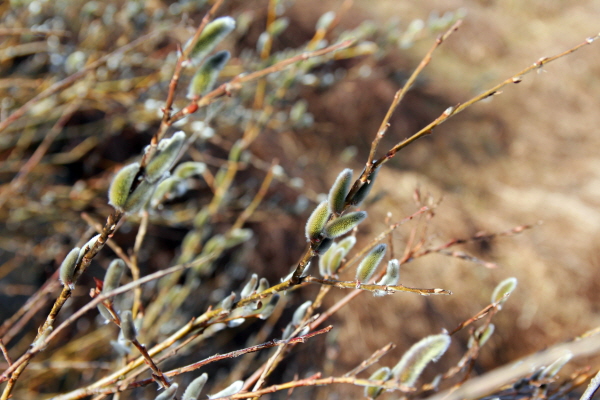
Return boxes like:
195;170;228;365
328;168;353;215
187;50;231;99
154;384;178;400
187;17;236;66
305;200;331;242
108;162;139;211
145;131;186;183
491;276;518;308
103;259;125;295
323;211;367;239
355;244;387;283
365;366;392;399
392;333;451;387
59;247;80;289
182;373;208;400
120;310;137;341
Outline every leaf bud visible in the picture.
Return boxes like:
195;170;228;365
305;200;331;243
392;333;451;387
154;383;178;400
59;247;80;289
182;373;208;400
328;168;353;215
365;366;392;399
356;244;387;283
120;310;137;342
187;16;236;66
187;50;230;99
491;277;518;309
323;211;367;239
145;131;186;183
108;162;140;211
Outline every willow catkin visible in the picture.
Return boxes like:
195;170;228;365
182;373;208;400
59;247;80;289
355;244;387;283
108;162;139;211
305;200;331;242
328;168;353;215
323;211;367;239
187;17;236;66
392;333;451;387
364;366;392;399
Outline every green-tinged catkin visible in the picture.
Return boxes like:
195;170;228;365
207;381;243;399
305;200;331;243
468;324;495;349
182;373;208;400
174;161;207;179
155;384;178;400
337;236;357;253
364;366;392;399
187;16;236;66
350;166;380;206
123;179;156;213
323;211;367;239
103;259;125;296
120;310;137;341
392;333;451;387
491;277;518;309
327;247;346;276
150;176;180;208
145;131;186;183
374;259;400;296
356;244;387;283
328;168;353;215
187;50;231;99
319;242;337;276
108;162;140;211
59;247;80;289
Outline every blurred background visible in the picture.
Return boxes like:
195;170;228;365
1;0;600;398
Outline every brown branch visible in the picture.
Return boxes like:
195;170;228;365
375;33;600;170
